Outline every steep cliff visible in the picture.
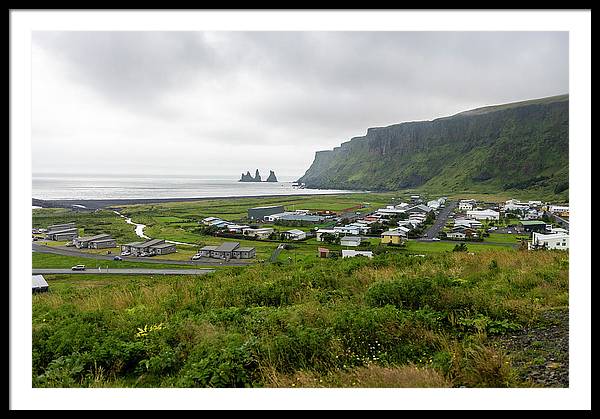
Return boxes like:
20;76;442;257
297;95;569;198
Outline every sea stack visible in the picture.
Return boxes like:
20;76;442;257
239;171;254;182
254;169;262;182
266;170;278;182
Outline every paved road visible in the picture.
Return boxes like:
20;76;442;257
545;211;569;230
32;243;252;266
33;268;215;275
421;200;458;240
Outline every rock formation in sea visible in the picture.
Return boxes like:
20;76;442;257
266;170;278;182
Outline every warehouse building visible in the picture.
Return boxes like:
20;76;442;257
247;205;285;220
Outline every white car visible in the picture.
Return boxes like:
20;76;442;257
191;254;202;260
120;251;131;256
432;238;441;241
71;265;86;271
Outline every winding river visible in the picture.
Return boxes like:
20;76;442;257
113;210;196;246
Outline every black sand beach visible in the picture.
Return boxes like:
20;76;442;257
32;191;360;210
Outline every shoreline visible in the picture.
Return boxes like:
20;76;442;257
32;191;368;210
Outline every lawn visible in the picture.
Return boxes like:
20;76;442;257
404;240;516;254
32;252;202;270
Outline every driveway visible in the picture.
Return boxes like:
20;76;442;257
32;268;214;275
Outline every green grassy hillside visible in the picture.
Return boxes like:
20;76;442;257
298;95;568;201
32;249;568;388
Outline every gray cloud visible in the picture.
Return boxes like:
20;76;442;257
31;31;568;176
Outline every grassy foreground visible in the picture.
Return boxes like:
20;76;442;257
32;249;568;388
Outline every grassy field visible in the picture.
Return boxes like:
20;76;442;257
404;240;516;254
32;249;568;388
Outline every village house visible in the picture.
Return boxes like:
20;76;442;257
381;230;406;245
281;229;307;241
334;225;361;236
45;228;79;241
454;218;483;229
121;238;176;256
340;236;362;247
202;217;221;225
458;199;477;211
242;227;275;239
529;232;569;250
342;250;373;258
466;209;500;221
226;224;250;234
446;226;478;240
407;204;433;215
548;205;569;218
73;233;113;249
198;242;256;259
44;223;78;241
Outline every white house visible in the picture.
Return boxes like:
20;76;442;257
342;250;373;258
548;205;569;217
242;227;275;239
458;200;476;211
454;218;483;229
334;226;361;236
227;224;250;233
529;232;569;250
466;209;500;221
282;229;307;240
340;236;362;247
202;217;220;225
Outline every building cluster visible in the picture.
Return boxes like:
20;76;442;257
39;222;118;249
121;238;177;257
449;198;569;250
197;242;256;260
43;223;79;241
315;195;444;246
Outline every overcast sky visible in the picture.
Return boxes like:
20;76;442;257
32;31;568;178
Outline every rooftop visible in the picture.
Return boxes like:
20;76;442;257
77;233;111;242
520;220;547;226
214;242;240;252
151;243;176;249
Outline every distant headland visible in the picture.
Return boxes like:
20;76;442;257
239;169;278;182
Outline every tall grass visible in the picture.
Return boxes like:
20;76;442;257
32;249;568;388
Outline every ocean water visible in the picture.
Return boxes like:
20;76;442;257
32;174;360;201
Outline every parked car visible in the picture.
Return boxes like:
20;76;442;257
120;251;131;256
71;265;86;271
191;254;202;260
432;238;441;241
113;256;122;261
